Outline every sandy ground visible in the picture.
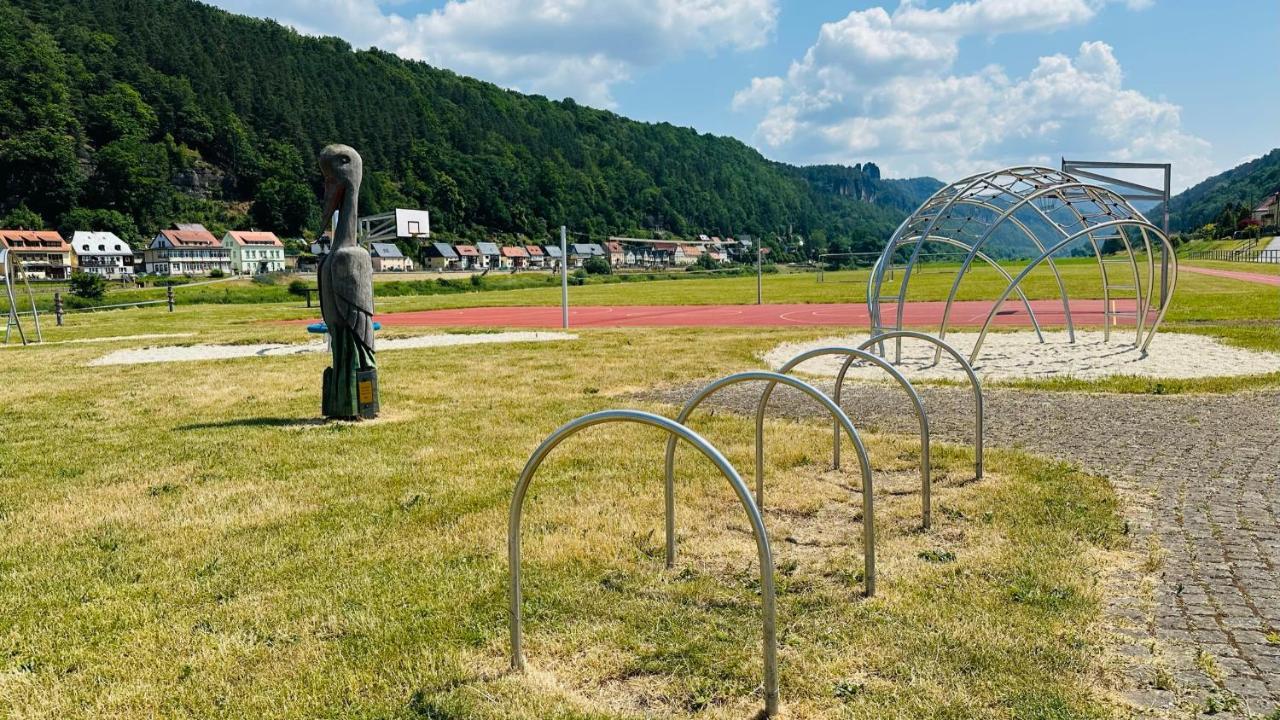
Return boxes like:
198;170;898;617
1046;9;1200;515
88;331;577;366
762;330;1280;381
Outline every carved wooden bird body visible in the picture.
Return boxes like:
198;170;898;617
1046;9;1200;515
317;144;375;355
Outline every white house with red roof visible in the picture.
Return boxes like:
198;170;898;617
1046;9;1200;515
144;225;231;276
222;230;285;274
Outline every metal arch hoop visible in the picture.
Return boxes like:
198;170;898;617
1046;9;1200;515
868;166;1177;365
971;218;1176;363
509;409;780;716
872;167;1072;356
662;371;876;596
930;182;1104;355
857;331;984;481
769;347;932;528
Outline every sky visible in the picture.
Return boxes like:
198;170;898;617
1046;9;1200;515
206;0;1279;191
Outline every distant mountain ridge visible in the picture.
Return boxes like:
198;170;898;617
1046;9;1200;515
1157;149;1280;232
0;0;941;257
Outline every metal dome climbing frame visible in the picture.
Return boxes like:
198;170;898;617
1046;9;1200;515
866;166;1177;365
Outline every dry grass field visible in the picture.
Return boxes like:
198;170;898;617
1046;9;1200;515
0;302;1139;718
2;259;1276;717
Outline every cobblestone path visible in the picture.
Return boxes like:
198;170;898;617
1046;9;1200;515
640;382;1280;717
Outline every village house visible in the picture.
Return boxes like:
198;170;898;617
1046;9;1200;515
422;242;459;270
144;225;230;276
1252;192;1279;228
652;242;679;266
476;242;502;270
71;231;133;280
0;230;72;280
222;230;285;275
524;245;546;268
454;244;481;270
542;244;564;269
370;242;413;272
569;243;605;268
604;240;625;267
500;245;529;269
671;244;698;266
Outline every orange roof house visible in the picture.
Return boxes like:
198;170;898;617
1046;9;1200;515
145;226;231;276
0;230;72;279
222;230;285;274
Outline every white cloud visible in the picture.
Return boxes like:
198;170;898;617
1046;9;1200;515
210;0;778;108
733;0;1210;186
731;76;785;111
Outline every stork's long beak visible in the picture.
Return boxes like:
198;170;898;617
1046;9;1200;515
320;180;343;239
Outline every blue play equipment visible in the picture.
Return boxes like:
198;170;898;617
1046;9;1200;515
308;321;381;334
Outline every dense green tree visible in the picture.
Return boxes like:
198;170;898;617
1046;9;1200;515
0;4;83;219
89;137;172;229
84;82;158;145
0;203;43;229
58;207;140;246
249;141;316;235
0;0;945;250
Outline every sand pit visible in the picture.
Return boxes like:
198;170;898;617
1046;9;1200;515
88;331;577;366
763;330;1280;381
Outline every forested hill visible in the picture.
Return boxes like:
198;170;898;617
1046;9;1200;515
0;0;940;254
1158;148;1280;232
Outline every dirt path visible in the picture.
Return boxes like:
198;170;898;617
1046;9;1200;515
639;381;1280;716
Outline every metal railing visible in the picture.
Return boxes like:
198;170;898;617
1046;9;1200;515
1186;250;1280;264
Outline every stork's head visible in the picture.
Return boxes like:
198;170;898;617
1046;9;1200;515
319;144;363;226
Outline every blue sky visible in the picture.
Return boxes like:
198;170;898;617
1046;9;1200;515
208;0;1278;190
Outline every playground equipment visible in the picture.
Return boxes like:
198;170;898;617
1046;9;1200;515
663;371;877;596
508;409;780;716
1;248;41;345
867;166;1177;365
769;348;932;528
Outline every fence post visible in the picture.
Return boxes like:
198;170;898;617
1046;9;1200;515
166;284;175;312
54;292;64;326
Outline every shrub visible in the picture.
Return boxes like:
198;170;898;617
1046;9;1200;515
287;279;310;297
209;268;225;278
582;256;611;275
68;271;107;301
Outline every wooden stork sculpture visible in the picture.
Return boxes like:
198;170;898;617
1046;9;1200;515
318;144;379;419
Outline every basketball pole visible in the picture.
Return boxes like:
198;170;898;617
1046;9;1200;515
560;225;569;329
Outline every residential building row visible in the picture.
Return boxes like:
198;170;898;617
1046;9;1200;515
0;224;286;279
419;236;748;271
1;224;750;280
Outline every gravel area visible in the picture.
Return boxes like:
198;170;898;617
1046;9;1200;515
763;331;1280;381
86;331;577;366
638;380;1280;717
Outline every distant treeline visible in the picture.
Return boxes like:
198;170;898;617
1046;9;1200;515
0;0;941;258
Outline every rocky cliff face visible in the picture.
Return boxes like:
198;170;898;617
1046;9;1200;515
172;164;228;200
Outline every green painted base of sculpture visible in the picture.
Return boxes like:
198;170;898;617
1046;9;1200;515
322;328;378;420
